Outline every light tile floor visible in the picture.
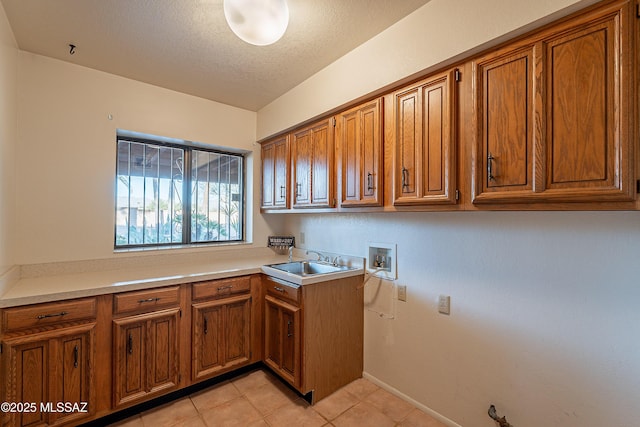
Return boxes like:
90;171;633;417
108;368;447;427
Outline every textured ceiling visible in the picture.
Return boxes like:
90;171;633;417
1;0;431;111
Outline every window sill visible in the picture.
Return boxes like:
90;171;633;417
113;241;251;255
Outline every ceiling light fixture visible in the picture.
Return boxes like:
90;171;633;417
223;0;289;46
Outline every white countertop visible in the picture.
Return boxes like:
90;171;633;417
0;252;290;308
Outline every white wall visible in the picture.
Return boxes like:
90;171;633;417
282;212;640;427
257;0;599;139
0;2;17;278
14;53;284;264
258;0;639;426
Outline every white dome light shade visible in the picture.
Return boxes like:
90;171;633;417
224;0;289;46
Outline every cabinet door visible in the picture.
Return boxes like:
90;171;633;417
472;46;535;202
261;142;275;208
339;98;383;207
292;128;312;206
192;295;251;380
394;70;458;205
147;310;179;395
542;1;633;201
261;136;290;209
292;118;335;208
280;307;300;382
2;336;49;427
273;137;290;208
113;318;146;406
224;296;251;367
113;308;179;408
264;298;282;367
264;295;301;388
193;303;223;379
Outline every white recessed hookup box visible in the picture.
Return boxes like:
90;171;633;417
367;242;397;279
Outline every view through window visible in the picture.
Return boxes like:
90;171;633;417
115;137;244;248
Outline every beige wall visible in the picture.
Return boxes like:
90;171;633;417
257;0;640;426
0;2;17;278
14;53;283;264
257;0;598;139
282;212;640;427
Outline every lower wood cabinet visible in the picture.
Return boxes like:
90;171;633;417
262;274;364;403
1;323;95;427
0;272;363;425
264;294;301;388
192;294;252;380
112;308;180;408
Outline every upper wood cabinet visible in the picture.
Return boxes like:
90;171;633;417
337;98;384;207
393;69;458;205
261;135;290;210
472;0;636;204
291;118;336;208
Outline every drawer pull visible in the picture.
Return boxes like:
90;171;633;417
73;345;79;368
273;286;286;293
137;297;161;304
36;311;68;320
217;285;233;291
287;320;293;337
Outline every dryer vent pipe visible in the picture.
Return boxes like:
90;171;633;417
488;405;513;427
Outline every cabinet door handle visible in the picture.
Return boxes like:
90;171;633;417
128;334;133;355
295;183;301;199
401;167;409;190
36;311;68;320
367;172;374;191
279;185;286;199
487;153;496;181
287;320;293;337
137;297;160;304
73;345;79;368
203;317;208;335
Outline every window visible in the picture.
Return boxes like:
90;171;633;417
115;136;244;248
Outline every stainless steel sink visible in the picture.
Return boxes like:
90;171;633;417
265;261;350;276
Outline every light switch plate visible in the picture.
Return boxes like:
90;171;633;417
397;285;407;302
438;295;451;315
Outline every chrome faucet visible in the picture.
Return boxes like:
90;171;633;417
306;250;324;261
288;246;294;262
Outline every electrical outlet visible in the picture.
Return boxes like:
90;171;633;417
438;295;451;315
397;285;407;302
300;232;305;244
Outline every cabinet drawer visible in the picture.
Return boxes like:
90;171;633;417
192;276;251;301
1;298;97;333
113;286;180;315
264;277;300;305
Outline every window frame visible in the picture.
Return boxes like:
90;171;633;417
114;134;246;250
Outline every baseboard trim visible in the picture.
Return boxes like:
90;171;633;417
362;371;462;427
